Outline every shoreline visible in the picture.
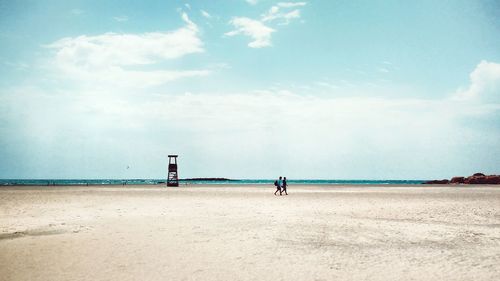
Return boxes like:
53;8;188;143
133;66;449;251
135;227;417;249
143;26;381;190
0;179;428;186
1;183;499;189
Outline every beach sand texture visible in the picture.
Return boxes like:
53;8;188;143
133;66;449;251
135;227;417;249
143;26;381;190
1;185;499;281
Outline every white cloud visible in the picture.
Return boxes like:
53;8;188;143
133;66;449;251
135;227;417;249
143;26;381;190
225;17;275;48
246;0;259;5
49;13;201;66
45;13;206;87
280;9;301;24
277;2;307;8
227;2;307;47
201;10;211;19
454;60;500;103
262;2;307;25
180;12;199;32
113;16;129;22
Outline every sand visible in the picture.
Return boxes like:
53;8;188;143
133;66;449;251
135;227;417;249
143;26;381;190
1;184;499;281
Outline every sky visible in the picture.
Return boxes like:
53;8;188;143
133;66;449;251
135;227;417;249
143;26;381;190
0;0;499;180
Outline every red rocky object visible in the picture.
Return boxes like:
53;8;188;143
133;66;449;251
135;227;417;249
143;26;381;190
464;174;500;184
450;177;465;184
424;173;500;185
465;175;487;184
485;175;500;184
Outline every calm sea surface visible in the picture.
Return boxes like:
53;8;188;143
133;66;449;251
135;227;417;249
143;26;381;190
0;179;426;186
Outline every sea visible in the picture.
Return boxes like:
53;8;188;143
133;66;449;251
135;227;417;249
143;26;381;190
0;179;426;186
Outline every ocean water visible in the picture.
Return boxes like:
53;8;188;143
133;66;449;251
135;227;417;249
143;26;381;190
0;179;426;186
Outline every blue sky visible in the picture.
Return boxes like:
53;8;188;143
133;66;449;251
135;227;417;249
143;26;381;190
0;0;499;179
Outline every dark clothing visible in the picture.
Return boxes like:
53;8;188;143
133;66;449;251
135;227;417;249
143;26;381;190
274;185;281;195
274;178;282;195
282;179;288;195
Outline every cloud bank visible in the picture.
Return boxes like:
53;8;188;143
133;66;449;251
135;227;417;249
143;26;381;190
46;13;207;87
454;60;500;103
1;60;498;178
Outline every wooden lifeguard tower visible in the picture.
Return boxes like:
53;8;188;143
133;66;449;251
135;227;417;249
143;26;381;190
167;155;179;186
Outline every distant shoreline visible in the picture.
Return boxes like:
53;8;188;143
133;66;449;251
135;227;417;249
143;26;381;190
180;178;238;181
0;179;427;186
3;184;497;189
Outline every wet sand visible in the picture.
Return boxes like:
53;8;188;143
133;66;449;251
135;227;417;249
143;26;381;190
1;184;499;281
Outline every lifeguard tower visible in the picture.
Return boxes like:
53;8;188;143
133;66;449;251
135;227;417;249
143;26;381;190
167;155;179;187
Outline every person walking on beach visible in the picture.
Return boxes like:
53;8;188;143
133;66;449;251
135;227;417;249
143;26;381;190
282;177;288;195
274;176;283;196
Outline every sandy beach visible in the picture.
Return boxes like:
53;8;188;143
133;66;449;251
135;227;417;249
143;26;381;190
1;184;499;281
